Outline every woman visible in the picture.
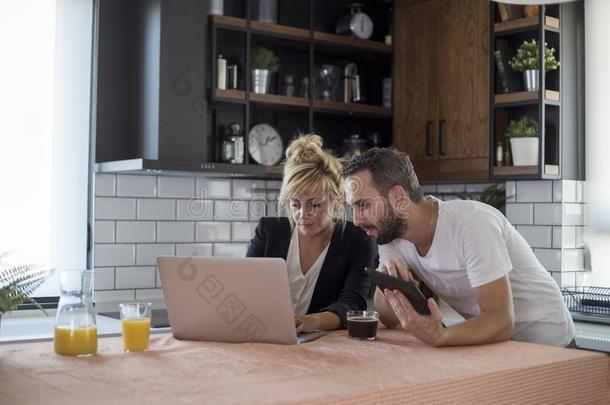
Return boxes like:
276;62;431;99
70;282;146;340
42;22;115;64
247;134;376;333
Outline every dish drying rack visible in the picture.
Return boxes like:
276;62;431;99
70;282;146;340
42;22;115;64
562;286;610;324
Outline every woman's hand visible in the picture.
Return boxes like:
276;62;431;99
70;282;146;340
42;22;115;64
294;314;320;333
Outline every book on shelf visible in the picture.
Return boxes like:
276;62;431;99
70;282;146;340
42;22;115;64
497;3;525;22
494;39;522;94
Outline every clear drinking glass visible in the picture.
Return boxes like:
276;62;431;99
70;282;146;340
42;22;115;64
347;310;379;340
120;302;152;352
54;269;97;356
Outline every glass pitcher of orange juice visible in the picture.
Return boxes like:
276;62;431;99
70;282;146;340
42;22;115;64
54;269;97;356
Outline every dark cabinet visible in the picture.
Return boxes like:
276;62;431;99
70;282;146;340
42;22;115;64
393;0;490;182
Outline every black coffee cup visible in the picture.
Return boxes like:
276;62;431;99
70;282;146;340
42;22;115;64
347;310;379;340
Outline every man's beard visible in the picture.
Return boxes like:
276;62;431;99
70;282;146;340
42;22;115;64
376;203;407;245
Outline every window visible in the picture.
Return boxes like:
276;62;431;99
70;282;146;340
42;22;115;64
0;0;93;297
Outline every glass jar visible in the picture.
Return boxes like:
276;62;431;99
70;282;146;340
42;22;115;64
54;269;97;356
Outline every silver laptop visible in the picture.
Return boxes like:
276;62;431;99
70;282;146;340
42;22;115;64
157;256;327;345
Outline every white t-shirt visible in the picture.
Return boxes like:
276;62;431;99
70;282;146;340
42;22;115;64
379;198;574;347
286;229;330;315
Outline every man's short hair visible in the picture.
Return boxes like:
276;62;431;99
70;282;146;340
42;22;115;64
342;147;423;202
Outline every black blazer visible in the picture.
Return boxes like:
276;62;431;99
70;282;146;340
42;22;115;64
246;217;376;328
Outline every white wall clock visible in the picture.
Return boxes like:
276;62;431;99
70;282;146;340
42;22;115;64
248;123;283;166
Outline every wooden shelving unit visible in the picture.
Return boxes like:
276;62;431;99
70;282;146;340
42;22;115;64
494;15;560;34
313;100;392;118
494;90;560;106
490;4;563;180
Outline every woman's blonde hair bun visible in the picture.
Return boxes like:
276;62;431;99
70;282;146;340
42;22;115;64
278;134;345;224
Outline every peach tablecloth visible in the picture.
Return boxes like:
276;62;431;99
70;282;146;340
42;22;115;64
1;329;609;404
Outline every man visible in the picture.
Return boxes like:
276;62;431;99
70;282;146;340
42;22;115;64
343;148;574;347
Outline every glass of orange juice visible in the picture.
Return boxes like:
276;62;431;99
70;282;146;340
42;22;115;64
120;302;152;352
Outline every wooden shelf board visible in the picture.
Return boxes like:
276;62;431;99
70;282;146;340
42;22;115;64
210;15;247;29
211;15;391;54
213;88;246;102
495;90;560;105
313;100;392;118
250;20;310;42
250;93;309;108
493;165;538;176
313;32;392;54
494;15;560;34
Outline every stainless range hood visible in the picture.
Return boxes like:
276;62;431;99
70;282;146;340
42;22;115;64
95;159;283;179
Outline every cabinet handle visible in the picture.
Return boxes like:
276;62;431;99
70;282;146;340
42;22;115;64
438;119;446;156
425;121;433;157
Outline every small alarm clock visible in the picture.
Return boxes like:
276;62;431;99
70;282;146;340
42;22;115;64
248;123;283;166
336;3;374;40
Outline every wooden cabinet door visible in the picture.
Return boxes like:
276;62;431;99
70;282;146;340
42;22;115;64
437;0;490;161
393;0;440;181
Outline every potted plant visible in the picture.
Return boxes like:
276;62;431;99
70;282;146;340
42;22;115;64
506;116;539;166
508;39;559;91
0;251;51;329
251;47;280;95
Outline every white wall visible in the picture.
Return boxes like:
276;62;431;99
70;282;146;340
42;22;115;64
584;0;610;286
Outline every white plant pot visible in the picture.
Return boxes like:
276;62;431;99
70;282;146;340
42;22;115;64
510;137;539;166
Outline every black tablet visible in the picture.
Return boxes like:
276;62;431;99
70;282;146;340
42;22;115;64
366;267;431;315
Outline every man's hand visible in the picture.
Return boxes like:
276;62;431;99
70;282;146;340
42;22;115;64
379;259;419;287
295;314;320;333
384;289;446;346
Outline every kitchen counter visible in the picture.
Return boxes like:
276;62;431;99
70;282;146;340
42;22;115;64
2;302;610;352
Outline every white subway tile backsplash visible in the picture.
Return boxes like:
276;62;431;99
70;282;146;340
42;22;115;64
95;197;137;220
94;221;115;244
213;243;248;257
176;243;213;257
176;199;213;221
465;183;494;193
422;184;437;193
505;181;516;203
562;249;585;271
135;288;165;300
563;204;585;226
560;226;576;249
233;179;266;199
136;244;174;266
554;180;576;203
94;267;115;290
232;222;258;242
534;248;561;272
516;181;552;202
214;200;248;221
195;222;231;242
575;181;585;203
156;222;194;243
515;225;552;248
437;184;466;193
158;176;195;198
94;289;135;303
95;174;116;196
561;272;576;288
196;178;231;199
116;221;156;243
117;175;157;197
250;200;267;220
534;203;562;225
94;244;136;267
116;266;156;289
506;203;534;225
266;180;282;190
575;226;585;248
137;199;175;220
552;226;562;249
